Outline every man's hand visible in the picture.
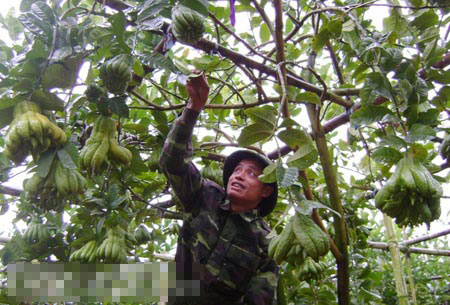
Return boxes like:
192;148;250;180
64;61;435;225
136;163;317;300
186;71;209;112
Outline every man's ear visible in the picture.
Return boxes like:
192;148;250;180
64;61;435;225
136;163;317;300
261;185;273;198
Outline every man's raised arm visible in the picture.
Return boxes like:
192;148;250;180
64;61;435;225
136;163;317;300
158;73;210;211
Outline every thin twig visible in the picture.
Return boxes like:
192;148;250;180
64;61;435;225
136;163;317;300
250;0;274;37
209;13;275;63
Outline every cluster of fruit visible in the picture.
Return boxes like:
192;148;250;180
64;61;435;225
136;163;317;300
134;224;151;244
99;56;132;95
69;240;99;263
80;115;132;174
96;226;129;263
23;217;51;243
24;158;87;198
5;101;66;164
269;213;330;266
375;157;442;227
296;257;328;282
171;5;205;44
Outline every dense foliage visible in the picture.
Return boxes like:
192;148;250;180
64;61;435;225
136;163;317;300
0;0;448;304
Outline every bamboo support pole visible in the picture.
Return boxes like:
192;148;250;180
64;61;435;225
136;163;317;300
383;215;409;305
403;230;418;305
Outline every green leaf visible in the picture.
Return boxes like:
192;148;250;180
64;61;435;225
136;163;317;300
259;163;277;183
350;105;393;126
312;29;330;52
410;10;438;31
31;2;55;25
109;11;131;53
237;123;273;146
287;144;318;170
122;123;148;133
296;92;321;105
180;0;209;17
0;97;17;111
277;128;312;149
380;135;407;149
0;107;14;130
110;196;127;209
278;166;298;188
18;11;52;41
109;96;129;118
57;147;77;170
327;19;342;37
244;105;277;127
405;123;436;143
36;149;56;178
259;23;270;43
383;10;407;35
139;52;178;73
360;72;394;104
137;0;170;23
279;118;299;128
151;110;168;125
372;147;403;165
63;142;80;167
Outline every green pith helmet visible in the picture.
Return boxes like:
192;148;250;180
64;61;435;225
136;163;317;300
223;150;278;217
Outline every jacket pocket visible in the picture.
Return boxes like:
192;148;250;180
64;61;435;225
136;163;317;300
218;244;261;293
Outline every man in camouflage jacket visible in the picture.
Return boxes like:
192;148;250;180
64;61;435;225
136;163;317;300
159;73;279;305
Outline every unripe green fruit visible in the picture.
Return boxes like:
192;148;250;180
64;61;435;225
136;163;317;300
99;57;132;95
171;5;205;44
85;84;105;103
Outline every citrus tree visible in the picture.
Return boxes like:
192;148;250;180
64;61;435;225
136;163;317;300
0;0;449;304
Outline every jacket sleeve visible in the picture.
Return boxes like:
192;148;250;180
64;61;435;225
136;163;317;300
243;257;279;305
159;108;203;212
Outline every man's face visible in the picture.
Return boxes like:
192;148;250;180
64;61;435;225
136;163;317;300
227;159;273;213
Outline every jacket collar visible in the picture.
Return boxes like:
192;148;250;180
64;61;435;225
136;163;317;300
221;198;260;222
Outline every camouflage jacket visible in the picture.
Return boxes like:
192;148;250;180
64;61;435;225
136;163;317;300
159;109;278;305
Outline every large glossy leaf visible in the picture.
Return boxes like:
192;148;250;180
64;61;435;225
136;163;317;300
180;0;209;16
360;72;394;104
237;123;273;146
259;23;270;43
109;96;130;118
277;128;312;149
372;147;403;165
259;162;277;184
137;0;170;23
57;146;77;170
410;10;438;31
109;12;131;53
139;52;178;73
244;105;277;128
36;149;56;178
350;105;394;126
405;123;436;143
31;2;55;25
287;144;318;170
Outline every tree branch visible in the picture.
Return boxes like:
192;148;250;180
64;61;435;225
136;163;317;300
368;241;450;256
250;0;275;38
209;13;274;63
94;0;130;11
402;228;450;246
193;38;352;108
0;185;22;196
267;53;450;159
273;0;289;118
